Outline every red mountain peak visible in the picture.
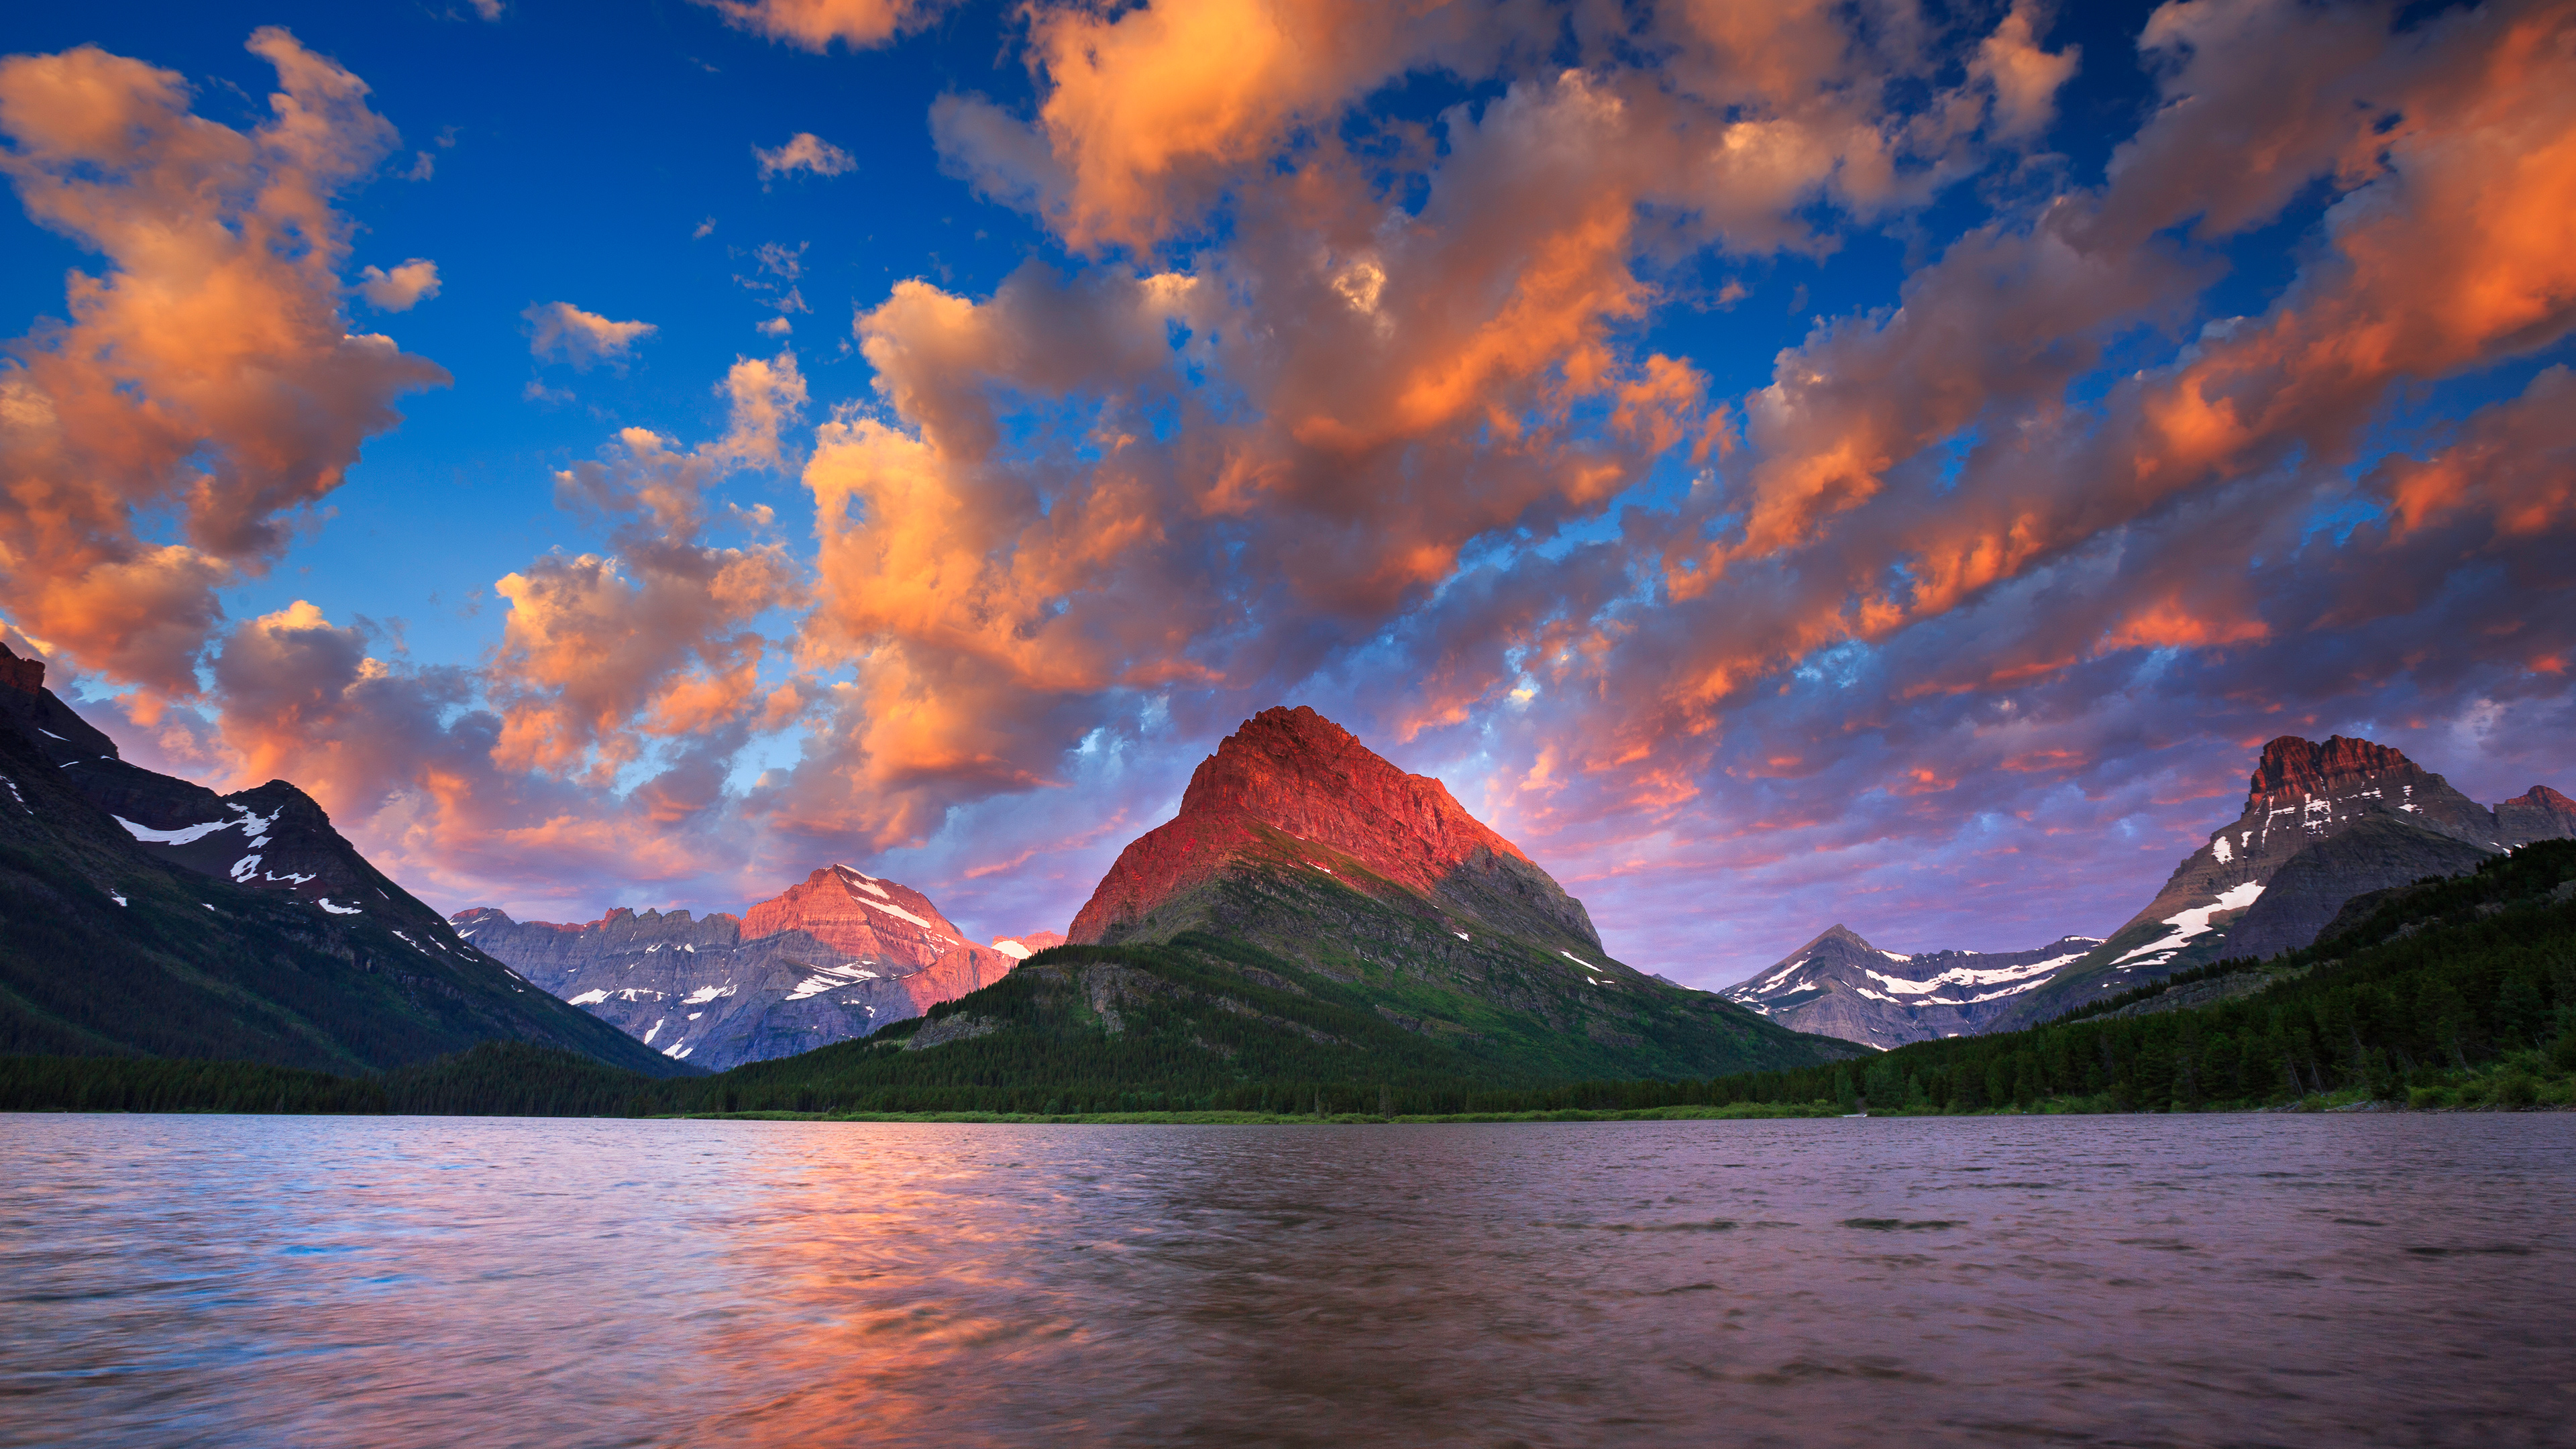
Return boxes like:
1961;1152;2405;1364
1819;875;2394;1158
741;864;971;967
2246;735;2422;806
1069;704;1598;949
1183;704;1535;875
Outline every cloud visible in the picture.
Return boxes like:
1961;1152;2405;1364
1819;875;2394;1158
53;0;2576;976
488;353;807;782
1973;1;2080;141
698;0;951;52
754;130;855;180
524;301;656;367
0;30;447;695
356;258;439;310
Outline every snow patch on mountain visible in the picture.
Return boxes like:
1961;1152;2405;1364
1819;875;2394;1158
2112;881;2266;968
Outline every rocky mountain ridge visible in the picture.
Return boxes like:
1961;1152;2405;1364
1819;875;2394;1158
1722;925;2105;1049
1982;733;2573;1030
456;865;1020;1069
1739;733;2572;1046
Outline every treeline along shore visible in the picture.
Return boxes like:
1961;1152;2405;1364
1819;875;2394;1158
9;841;2574;1121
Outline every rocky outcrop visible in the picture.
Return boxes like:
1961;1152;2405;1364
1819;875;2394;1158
458;865;1020;1070
1984;733;2573;1030
1723;925;2105;1049
2218;815;2497;963
1071;705;1599;953
2498;786;2576;847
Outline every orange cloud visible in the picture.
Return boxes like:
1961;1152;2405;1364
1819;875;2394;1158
0;31;446;694
488;356;809;782
698;0;949;52
754;131;855;180
2377;367;2576;540
525;301;656;367
355;258;439;310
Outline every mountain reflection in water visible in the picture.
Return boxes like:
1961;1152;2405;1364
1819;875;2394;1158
3;1115;2571;1447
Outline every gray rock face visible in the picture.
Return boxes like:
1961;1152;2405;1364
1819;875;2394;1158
2220;816;2498;962
1723;925;2107;1049
2498;786;2576;847
453;906;936;1070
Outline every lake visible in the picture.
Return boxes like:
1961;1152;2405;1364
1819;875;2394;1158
3;1114;2571;1447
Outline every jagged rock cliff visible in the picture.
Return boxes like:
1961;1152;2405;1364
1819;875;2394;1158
457;865;1019;1069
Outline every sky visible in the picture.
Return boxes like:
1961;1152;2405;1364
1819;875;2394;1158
2;0;2571;988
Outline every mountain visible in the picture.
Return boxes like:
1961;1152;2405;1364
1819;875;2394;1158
2214;814;2497;963
1049;705;1856;1081
994;930;1067;959
2498;785;2576;845
1721;925;2105;1049
1982;734;2572;1030
0;641;684;1077
1073;706;1604;952
455;866;1019;1069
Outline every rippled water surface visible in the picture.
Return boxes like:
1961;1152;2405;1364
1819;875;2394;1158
5;1114;2573;1447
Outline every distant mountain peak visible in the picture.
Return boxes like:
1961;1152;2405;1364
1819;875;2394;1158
458;866;1026;1069
1726;924;2103;1048
1980;732;2574;1032
741;865;991;967
994;930;1068;960
2499;785;2576;847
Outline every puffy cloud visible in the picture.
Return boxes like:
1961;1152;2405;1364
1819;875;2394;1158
1973;1;2080;142
489;354;808;783
947;0;1498;250
356;258;440;310
109;354;824;922
0;30;447;696
698;0;951;52
525;301;656;367
754;131;855;180
2377;367;2576;542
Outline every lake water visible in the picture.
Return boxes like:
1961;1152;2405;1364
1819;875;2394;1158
3;1114;2571;1448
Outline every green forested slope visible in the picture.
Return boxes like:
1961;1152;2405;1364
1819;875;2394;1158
692;926;1856;1114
